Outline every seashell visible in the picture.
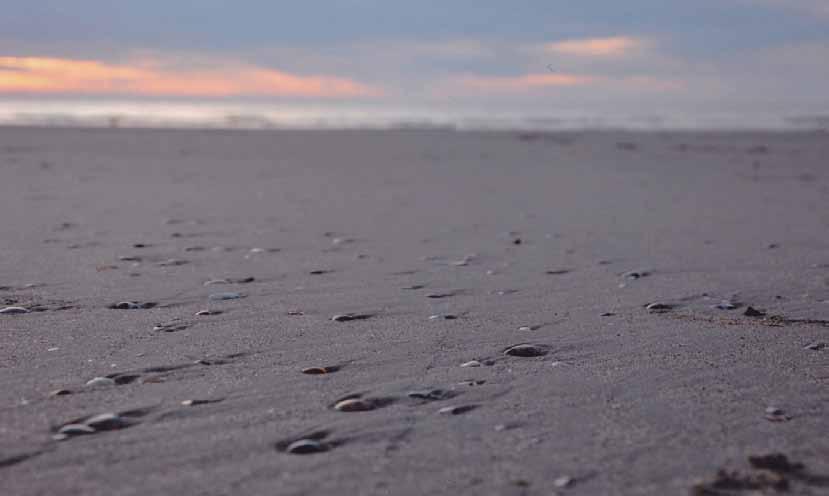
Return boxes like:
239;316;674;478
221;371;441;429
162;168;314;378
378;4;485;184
286;439;329;454
331;313;373;322
302;366;338;375
57;424;95;437
622;270;650;279
407;389;456;401
456;380;486;386
744;306;766;317
153;321;188;332
181;399;221;406
438;405;478;415
427;292;456;299
0;306;29;315
209;292;244;301
109;301;156;310
333;398;376;412
195;309;222;316
460;360;482;368
764;406;791;422
85;377;116;388
503;344;549;357
157;258;188;267
554;476;574;488
83;412;125;430
645;302;674;313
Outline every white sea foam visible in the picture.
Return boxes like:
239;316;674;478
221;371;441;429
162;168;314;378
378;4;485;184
0;98;826;131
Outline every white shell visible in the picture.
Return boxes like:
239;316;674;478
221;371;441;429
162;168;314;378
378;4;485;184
0;306;29;314
85;377;116;388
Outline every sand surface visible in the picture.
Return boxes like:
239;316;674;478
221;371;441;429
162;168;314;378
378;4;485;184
1;127;828;495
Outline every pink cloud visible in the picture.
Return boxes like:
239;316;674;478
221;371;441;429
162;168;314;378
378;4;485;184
544;36;644;57
457;73;597;91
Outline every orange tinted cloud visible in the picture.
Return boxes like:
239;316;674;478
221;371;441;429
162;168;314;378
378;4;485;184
544;36;643;57
0;56;380;98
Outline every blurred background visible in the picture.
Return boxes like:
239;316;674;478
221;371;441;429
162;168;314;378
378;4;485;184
2;0;828;130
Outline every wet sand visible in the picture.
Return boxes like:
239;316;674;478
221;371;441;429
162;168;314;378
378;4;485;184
1;127;828;495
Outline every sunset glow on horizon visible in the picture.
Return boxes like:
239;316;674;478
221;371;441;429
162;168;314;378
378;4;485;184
0;56;381;98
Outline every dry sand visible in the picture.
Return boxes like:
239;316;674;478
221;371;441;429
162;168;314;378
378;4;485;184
1;127;828;495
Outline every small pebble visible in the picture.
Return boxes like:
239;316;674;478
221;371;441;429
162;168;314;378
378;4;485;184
600;312;616;317
286;310;304;316
438;405;477;415
181;399;214;406
118;256;142;262
209;292;244;301
204;279;230;286
460;360;482;368
804;342;826;351
85;377;116;388
286;439;328;455
0;306;29;315
716;301;738;310
504;344;549;357
49;389;72;397
309;269;332;275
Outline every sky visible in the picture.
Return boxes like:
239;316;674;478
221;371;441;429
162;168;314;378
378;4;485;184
1;1;828;121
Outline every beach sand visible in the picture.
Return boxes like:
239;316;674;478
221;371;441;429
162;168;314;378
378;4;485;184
1;127;828;495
